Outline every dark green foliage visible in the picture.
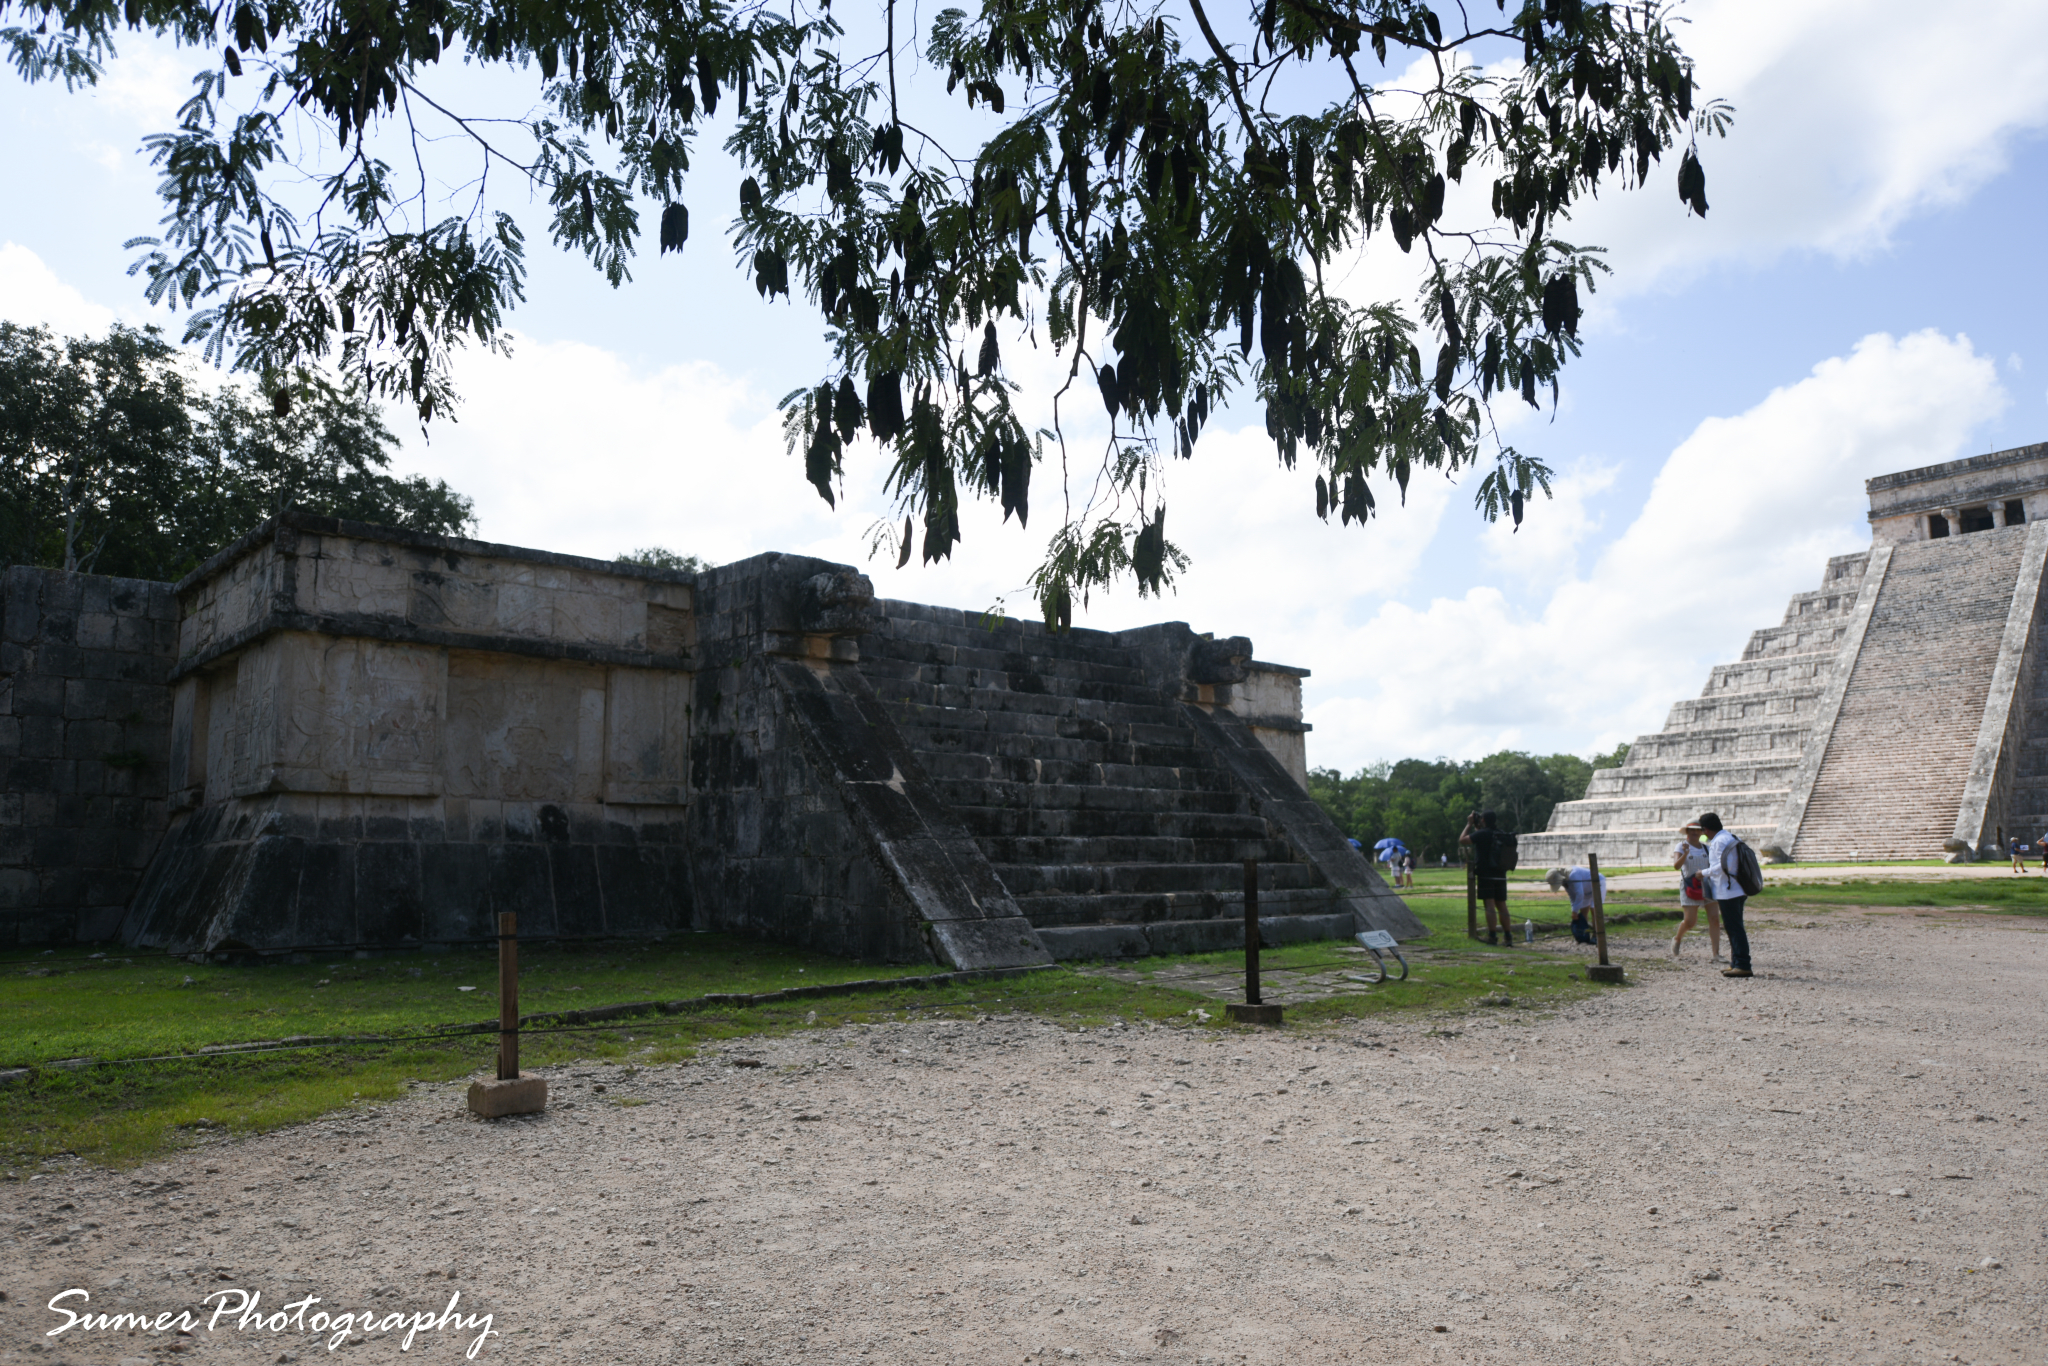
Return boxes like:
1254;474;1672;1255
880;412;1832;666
1310;747;1607;861
1591;741;1632;772
615;545;706;572
2;0;1729;622
0;321;474;582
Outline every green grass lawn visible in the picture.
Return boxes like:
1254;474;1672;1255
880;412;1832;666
1737;878;2048;914
0;923;1614;1174
1;934;942;1067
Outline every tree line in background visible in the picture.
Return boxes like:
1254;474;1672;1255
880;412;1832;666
1309;744;1631;864
0;322;474;583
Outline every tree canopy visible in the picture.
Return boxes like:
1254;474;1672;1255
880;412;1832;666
1309;746;1599;860
2;0;1725;621
0;321;474;581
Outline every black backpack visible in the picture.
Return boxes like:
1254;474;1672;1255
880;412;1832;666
1475;829;1518;876
1730;839;1764;897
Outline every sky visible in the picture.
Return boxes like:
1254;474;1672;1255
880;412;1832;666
2;0;2046;774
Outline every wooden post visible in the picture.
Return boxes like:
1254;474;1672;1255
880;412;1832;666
1226;860;1282;1023
1586;852;1624;983
497;911;519;1080
1243;859;1261;1006
1466;858;1479;941
468;911;547;1116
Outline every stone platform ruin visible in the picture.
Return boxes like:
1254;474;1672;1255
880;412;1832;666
1527;442;2048;865
0;511;1419;966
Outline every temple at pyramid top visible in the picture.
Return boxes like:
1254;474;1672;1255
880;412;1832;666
1526;440;2048;867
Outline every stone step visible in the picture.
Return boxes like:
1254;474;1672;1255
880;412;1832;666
924;775;1252;817
976;833;1298;866
859;653;1169;709
862;632;1152;689
1792;529;2029;861
907;749;1241;792
883;704;1196;751
896;728;1220;770
1015;885;1355;929
1522;825;1775;866
1036;910;1360;960
951;804;1275;842
991;860;1324;898
872;678;1182;727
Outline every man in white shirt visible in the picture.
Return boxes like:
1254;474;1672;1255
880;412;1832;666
1697;812;1752;978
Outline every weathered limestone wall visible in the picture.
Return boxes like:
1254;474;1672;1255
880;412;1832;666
678;555;1049;968
1228;661;1312;789
1869;442;2048;545
0;567;177;944
6;517;1362;965
123;514;697;953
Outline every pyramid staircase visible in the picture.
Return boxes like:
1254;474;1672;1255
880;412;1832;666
1793;528;2030;860
853;601;1419;958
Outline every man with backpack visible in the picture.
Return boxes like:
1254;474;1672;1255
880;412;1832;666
1459;810;1517;946
1698;812;1763;978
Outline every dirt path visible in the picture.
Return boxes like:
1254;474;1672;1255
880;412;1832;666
5;913;2044;1365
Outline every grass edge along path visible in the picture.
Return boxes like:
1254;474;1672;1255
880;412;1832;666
1;935;1606;1174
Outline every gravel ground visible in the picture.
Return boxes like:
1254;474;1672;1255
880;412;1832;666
5;911;2043;1365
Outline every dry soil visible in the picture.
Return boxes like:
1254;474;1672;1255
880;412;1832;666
4;911;2043;1365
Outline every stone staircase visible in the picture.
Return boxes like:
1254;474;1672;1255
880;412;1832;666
1524;553;1872;866
1994;665;2048;850
855;601;1414;957
1792;529;2029;861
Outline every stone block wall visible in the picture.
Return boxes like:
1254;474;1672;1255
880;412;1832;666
122;514;699;954
0;565;178;944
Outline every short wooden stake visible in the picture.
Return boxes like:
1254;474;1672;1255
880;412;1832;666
1586;852;1625;983
497;911;519;1080
1466;858;1479;941
468;910;547;1117
1227;860;1283;1024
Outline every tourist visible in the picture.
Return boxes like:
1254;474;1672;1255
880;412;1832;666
1398;850;1416;889
2040;830;2047;873
2011;833;2029;874
1671;821;1723;959
1544;865;1608;944
1459;811;1514;946
1697;812;1752;978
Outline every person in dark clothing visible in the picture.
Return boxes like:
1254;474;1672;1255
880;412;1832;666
1458;810;1513;946
1697;812;1752;978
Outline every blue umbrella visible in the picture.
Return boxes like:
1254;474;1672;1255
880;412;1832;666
1373;838;1407;857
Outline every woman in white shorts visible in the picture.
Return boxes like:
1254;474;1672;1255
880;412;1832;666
1672;821;1722;959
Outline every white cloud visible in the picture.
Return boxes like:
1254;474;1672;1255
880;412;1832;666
0;242;118;336
1303;329;2006;767
1566;0;2048;295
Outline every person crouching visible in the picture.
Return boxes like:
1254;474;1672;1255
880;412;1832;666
1545;865;1608;945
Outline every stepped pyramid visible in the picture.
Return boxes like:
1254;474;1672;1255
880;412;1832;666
855;604;1418;958
1527;442;2048;867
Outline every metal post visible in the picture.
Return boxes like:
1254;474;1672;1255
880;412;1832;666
1586;852;1624;983
497;911;519;1081
1244;859;1261;1007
